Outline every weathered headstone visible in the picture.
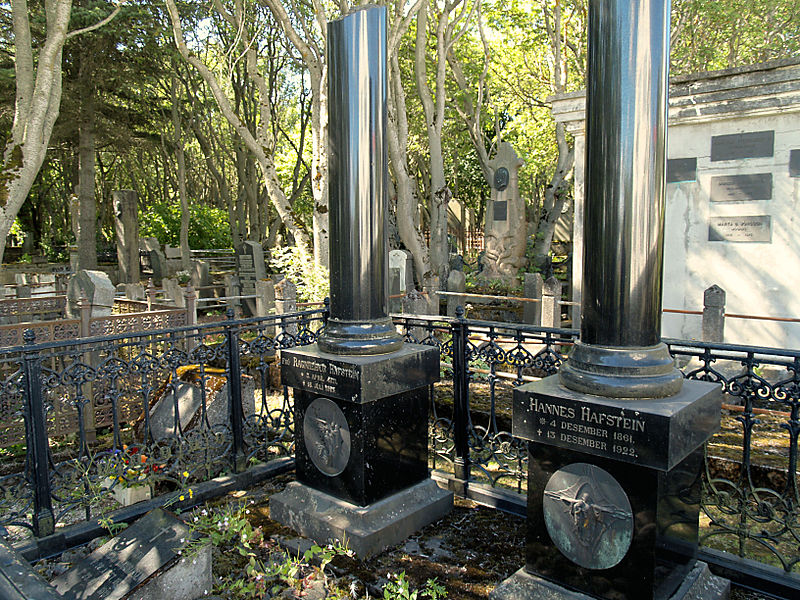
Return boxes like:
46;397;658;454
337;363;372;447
275;277;297;337
66;270;115;318
702;284;726;343
446;269;466;317
482;142;526;283
190;260;212;299
51;509;211;600
113;191;140;284
140;238;166;284
161;277;185;308
255;279;275;318
522;273;543;325
124;283;146;301
237;241;267;317
146;375;256;441
388;249;414;292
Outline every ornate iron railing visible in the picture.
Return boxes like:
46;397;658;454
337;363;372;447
0;307;326;544
392;311;800;584
1;305;798;592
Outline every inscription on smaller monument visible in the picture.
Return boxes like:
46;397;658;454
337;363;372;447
708;215;771;242
281;354;360;399
493;200;508;222
710;173;772;202
711;130;774;162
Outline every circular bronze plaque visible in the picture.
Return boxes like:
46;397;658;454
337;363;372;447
542;463;633;570
303;397;351;476
493;167;509;191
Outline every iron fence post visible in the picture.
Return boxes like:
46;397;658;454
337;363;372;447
225;310;247;473
21;330;55;537
451;306;470;494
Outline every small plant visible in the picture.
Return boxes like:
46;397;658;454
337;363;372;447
382;571;447;600
176;270;191;285
97;515;128;537
269;245;330;303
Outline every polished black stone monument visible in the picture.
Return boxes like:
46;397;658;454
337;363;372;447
270;6;450;559
492;1;728;599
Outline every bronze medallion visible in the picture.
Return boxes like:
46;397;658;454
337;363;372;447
493;167;510;191
542;462;633;570
303;397;351;476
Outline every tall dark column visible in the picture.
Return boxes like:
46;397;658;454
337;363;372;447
318;6;402;355
559;0;683;398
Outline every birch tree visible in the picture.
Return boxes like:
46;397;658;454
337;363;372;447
0;0;122;268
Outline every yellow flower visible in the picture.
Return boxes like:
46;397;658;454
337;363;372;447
188;488;193;499
179;494;185;501
182;471;190;479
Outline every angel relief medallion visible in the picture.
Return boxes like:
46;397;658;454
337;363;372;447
303;397;351;476
542;463;633;570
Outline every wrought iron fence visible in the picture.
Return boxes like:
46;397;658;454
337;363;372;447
2;304;799;592
0;307;326;546
392;310;800;590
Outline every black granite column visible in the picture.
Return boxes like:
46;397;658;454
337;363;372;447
559;0;683;398
317;6;402;355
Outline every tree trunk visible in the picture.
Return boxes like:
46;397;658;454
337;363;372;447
77;55;97;271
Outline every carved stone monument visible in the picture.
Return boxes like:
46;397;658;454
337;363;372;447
492;2;728;599
113;190;140;284
482;142;526;283
237;241;267;317
270;6;451;558
66;270;116;318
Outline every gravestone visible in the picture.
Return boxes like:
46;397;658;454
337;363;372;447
51;509;211;600
388;249;414;292
274;277;297;337
124;283;145;301
237;241;266;317
66;270;116;318
190;260;212;299
145;374;256;441
482;142;526;284
164;245;182;276
446;269;466;317
522;273;543;325
113;191;140;284
161;277;185;308
271;6;451;560
140;238;166;284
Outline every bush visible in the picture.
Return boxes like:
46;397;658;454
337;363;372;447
139;202;232;249
269;245;329;303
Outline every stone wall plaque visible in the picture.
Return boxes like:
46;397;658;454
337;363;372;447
791;149;800;178
52;509;191;600
710;173;772;202
708;215;771;242
543;463;633;570
493;200;508;222
710;130;774;161
493;167;509;191
666;158;697;183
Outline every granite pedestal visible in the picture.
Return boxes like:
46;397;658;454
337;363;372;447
270;343;452;557
502;375;722;600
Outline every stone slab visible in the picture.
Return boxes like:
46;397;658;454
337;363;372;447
125;544;212;600
666;158;697;183
280;343;439;403
0;538;61;599
710;130;774;161
709;173;772;202
791;149;800;177
52;509;195;600
269;479;453;558
490;562;729;600
708;215;771;243
512;376;721;472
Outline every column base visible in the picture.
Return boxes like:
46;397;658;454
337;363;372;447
490;562;730;600
269;479;453;558
559;341;683;399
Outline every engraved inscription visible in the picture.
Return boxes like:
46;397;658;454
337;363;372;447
543;463;633;570
493;200;508;222
711;130;774;161
281;354;359;395
710;173;772;202
303;397;350;476
708;215;771;242
530;397;645;459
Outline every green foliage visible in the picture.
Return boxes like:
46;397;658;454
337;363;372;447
269;245;330;303
139;202;232;249
383;571;447;600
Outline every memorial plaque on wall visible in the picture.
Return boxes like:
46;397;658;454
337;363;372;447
666;157;697;183
710;173;772;202
711;130;774;161
493;200;508;222
791;149;800;178
708;215;771;242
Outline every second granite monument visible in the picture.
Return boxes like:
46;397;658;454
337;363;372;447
270;6;451;558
